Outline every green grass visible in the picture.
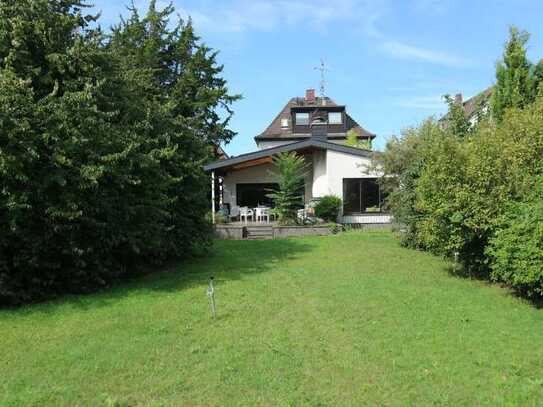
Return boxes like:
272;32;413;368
2;231;543;406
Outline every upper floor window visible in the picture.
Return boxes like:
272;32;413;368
295;112;309;125
281;118;289;128
328;112;342;124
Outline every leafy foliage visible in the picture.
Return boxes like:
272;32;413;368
314;195;342;222
345;129;372;149
488;179;543;298
378;94;543;289
0;0;238;305
267;152;308;224
371;119;444;247
443;94;472;137
491;26;543;122
375;27;543;297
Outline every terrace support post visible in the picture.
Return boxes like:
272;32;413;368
211;171;216;225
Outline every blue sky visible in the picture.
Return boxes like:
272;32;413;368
93;0;543;155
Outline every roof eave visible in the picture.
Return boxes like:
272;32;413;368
203;139;371;172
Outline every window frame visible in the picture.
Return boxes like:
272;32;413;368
295;112;310;126
328;112;342;124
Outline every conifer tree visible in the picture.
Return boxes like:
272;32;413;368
0;0;239;305
491;26;533;121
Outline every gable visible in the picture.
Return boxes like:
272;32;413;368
255;96;375;141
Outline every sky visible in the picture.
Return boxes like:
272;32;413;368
92;0;543;155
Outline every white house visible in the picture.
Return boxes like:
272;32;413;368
204;89;391;225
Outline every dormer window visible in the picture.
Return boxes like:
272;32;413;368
295;112;309;125
281;118;289;128
328;112;342;124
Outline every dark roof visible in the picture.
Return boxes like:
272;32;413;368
462;87;493;118
440;87;493;122
203;138;371;172
255;96;375;141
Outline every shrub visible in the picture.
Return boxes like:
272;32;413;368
488;179;543;298
371;119;444;249
314;196;342;222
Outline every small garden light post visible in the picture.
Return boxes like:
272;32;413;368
207;276;216;319
454;251;459;272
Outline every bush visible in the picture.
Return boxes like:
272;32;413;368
488;180;543;298
314;196;342;222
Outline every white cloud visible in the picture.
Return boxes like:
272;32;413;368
382;40;468;67
110;0;470;69
176;0;380;33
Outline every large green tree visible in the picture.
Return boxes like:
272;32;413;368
0;0;238;305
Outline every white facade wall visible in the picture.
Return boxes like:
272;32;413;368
326;150;377;199
325;150;386;223
311;150;328;198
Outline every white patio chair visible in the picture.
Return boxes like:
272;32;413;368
230;205;240;221
240;206;254;223
256;207;270;223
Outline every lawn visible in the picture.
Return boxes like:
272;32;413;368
2;231;543;406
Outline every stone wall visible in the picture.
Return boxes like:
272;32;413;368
214;225;335;240
215;225;244;240
272;226;333;239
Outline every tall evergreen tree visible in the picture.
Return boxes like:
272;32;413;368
0;0;239;305
109;0;239;146
491;26;533;121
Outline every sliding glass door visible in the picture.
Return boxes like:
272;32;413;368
342;178;384;214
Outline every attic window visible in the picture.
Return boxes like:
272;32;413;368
281;118;289;128
295;112;309;125
328;112;342;124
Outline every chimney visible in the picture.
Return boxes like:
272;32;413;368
305;88;316;104
455;93;463;105
310;111;327;141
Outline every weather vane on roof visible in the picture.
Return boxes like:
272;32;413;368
314;58;329;99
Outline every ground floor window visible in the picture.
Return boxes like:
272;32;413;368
343;178;385;214
236;183;279;208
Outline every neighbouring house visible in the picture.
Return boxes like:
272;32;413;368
204;89;391;225
440;87;493;128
